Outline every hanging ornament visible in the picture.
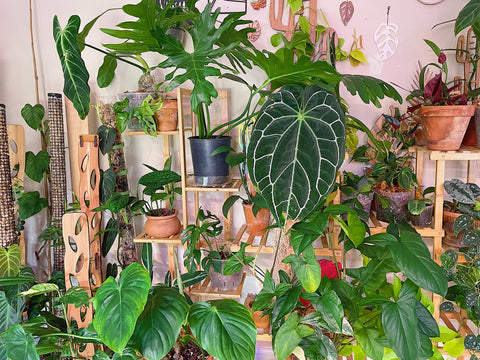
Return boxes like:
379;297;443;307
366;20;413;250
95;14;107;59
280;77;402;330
248;20;262;42
374;6;399;61
339;1;354;26
250;0;266;10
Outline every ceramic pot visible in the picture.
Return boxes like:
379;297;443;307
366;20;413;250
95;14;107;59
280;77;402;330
208;259;243;290
242;203;270;236
442;209;480;248
410;203;433;227
144;210;181;238
473;106;480;149
154;99;178;131
245;294;270;334
189;136;231;186
340;192;374;217
374;188;415;222
419;105;476;151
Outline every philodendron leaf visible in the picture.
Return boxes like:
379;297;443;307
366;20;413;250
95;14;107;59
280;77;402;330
247;85;345;227
283;245;321;293
17;283;59;297
0;244;21;278
5;324;39;360
25;151;50;182
21;104;45;130
189;299;256;360
18;191;49;220
97;125;117;155
92;262;150;354
0;292;22;334
53;15;90;119
274;312;314;360
131;286;189;360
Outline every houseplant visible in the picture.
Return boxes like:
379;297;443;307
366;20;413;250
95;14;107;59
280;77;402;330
337;171;374;220
181;208;255;290
131;156;182;238
114;94;162;135
407;39;476;151
408;186;435;227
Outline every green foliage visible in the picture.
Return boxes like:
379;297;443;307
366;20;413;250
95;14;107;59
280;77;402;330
21;104;45;131
17;191;48;220
25;151;50;183
114;95;161;136
97;124;116;155
0;245;22;278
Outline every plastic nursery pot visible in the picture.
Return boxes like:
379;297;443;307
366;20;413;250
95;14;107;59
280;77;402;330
144;210;181;238
208;258;243;290
410;203;433;227
340;192;374;217
374;187;415;223
154;99;178;131
189;136;231;186
419;105;476;151
242;203;270;237
119;92;160;130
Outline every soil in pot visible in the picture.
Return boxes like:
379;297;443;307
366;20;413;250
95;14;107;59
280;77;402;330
162;341;213;360
209;258;243;290
340;192;373;217
144;209;181;238
410;203;433;227
242;203;270;236
155;99;178;131
374;185;415;223
189;136;231;186
419;105;476;151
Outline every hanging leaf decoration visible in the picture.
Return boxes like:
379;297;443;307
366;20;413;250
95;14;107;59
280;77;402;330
339;1;354;26
374;23;399;61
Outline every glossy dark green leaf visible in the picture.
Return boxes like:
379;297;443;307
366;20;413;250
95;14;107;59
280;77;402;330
96;192;130;214
271;285;303;324
102;218;119;257
5;324;39;360
57;286;90;308
21;104;44;130
353;322;384;360
189;299;256;360
131;286;189;360
25;151;50;183
100;168;116;204
252;270;275;312
92;262;150;354
283;246;321;293
310;290;343;333
97;125;117;155
141;243;153;279
0;244;21;278
300;331;338;360
247;85;345;226
98;54;118;88
18;191;48;220
290;230;317;256
275;312;314;360
222;195;242;219
416;300;439;338
341;74;402;108
106;263;118;279
53;15;90;119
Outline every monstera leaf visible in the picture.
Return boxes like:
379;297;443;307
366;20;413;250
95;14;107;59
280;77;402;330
189;300;256;360
247;85;346;226
130;286;189;360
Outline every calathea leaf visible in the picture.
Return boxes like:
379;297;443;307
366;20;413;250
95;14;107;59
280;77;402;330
21;103;44;130
25;151;50;183
247;85;346;227
53;15;91;119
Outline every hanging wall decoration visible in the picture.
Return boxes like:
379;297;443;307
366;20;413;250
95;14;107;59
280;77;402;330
250;0;266;10
270;0;318;41
339;1;354;26
374;6;399;61
248;20;262;42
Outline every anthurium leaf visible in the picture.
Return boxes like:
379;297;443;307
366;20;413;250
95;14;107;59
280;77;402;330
283;246;321;293
353;322;384;360
97;125;117;155
382;285;419;360
0;244;21;278
98;54;118;88
92;262;150;354
53;15;90;119
131;286;189;360
247;85;345;227
21;104;44;130
100;168;116;204
189;299;256;360
275;312;314;360
4;324;39;360
102;218;119;257
25;151;50;183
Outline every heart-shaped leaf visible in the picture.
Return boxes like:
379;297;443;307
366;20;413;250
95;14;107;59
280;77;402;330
130;286;189;360
247;85;345;227
102;218;119;257
283;246;321;293
25;151;50;182
5;324;39;360
18;191;48;220
274;312;314;360
100;168;116;204
21;104;45;130
92;262;150;354
0;244;21;278
189;299;256;360
97;125;117;155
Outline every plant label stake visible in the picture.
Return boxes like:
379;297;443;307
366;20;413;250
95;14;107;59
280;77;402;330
374;6;399;61
339;1;354;26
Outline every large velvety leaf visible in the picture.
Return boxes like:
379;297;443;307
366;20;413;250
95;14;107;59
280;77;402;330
25;151;50;183
21;104;44;130
189;300;256;360
97;125;117;155
53;15;90;119
382;285;419;360
131;286;189;360
0;244;21;278
247;85;345;226
274;312;314;360
5;324;39;360
92;263;151;354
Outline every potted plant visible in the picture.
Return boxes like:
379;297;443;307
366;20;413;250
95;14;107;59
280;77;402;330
407;40;476;151
114;94;161;135
408;186;435;227
442;178;480;248
181;208;254;290
338;171;374;219
131;156;182;238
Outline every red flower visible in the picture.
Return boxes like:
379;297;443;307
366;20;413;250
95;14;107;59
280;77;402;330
318;259;341;279
438;53;446;64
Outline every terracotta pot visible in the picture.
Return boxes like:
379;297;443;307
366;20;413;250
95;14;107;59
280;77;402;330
242;203;270;236
245;294;270;334
208;259;243;290
442;209;480;248
374;188;415;223
419;105;476;151
144;210;181;238
410;203;433;227
154;99;178;131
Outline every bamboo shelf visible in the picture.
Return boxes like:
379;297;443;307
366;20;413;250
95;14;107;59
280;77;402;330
188;273;246;300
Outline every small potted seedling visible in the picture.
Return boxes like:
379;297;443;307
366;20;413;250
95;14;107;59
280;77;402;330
408;186;435;227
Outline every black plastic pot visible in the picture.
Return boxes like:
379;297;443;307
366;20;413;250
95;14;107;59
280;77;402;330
189;136;231;186
410;203;433;227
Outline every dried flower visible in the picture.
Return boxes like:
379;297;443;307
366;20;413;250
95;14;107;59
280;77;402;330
438;52;446;64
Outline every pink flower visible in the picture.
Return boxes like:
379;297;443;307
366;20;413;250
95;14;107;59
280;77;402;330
318;260;341;279
438;53;446;64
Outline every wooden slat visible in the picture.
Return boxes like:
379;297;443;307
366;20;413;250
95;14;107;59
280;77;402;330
185;177;242;192
188;273;246;299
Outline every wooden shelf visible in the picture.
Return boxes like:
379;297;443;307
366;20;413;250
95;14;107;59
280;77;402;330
185;177;242;192
410;145;480;161
125;128;192;136
188;273;246;300
368;212;444;237
133;231;183;245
